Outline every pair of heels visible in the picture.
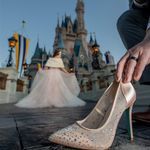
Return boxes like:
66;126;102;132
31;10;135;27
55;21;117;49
49;80;136;150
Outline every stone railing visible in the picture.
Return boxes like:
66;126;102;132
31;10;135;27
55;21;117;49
0;67;29;104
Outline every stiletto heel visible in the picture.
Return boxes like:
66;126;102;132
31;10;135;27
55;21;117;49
126;103;135;142
49;80;136;150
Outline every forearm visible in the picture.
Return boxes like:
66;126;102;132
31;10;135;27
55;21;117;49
60;68;68;73
44;66;50;70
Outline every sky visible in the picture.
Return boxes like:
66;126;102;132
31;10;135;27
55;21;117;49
0;0;129;67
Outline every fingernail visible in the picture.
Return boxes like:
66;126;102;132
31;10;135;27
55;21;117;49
134;73;138;78
134;75;139;81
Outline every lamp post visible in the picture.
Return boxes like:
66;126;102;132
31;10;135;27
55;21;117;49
7;36;17;67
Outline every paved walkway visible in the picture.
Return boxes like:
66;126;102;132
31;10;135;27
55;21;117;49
0;102;149;150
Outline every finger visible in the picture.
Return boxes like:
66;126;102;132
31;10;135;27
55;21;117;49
133;54;148;81
116;52;130;82
123;58;137;83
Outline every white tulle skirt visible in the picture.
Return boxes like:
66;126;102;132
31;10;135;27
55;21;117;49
15;69;86;108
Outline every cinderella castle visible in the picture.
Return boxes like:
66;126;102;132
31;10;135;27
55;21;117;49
0;0;115;104
27;0;115;92
0;0;149;112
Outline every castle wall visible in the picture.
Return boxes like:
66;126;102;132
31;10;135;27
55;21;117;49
0;67;28;104
64;40;75;55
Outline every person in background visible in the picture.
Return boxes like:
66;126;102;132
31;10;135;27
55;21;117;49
116;0;150;123
15;49;86;108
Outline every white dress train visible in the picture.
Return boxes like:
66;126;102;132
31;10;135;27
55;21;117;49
15;69;86;108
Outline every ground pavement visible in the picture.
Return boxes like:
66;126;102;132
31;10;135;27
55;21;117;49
0;102;149;150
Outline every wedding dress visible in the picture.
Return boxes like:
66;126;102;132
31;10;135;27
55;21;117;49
15;58;86;108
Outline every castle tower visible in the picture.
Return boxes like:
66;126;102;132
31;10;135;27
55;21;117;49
53;15;76;55
91;38;105;69
52;0;92;73
105;51;115;65
75;0;88;56
88;34;94;47
57;32;70;69
27;41;49;83
32;41;42;62
76;0;87;35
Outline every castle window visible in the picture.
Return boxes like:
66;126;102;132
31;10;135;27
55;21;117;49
86;79;92;91
68;26;72;33
16;79;24;92
0;72;8;90
98;78;108;89
0;77;7;90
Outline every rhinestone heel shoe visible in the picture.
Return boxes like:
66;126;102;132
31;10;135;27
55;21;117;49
49;80;136;150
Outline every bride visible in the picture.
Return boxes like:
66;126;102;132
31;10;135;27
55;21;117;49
15;49;86;108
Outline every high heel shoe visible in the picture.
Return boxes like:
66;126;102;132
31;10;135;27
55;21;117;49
49;80;136;150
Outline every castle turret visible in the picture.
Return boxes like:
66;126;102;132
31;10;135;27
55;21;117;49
57;17;60;28
28;41;49;84
61;17;66;28
73;19;78;33
88;33;94;47
42;46;48;61
32;41;43;61
75;0;88;56
76;0;86;34
105;51;115;65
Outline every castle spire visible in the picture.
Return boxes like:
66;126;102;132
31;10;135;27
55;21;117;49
75;0;88;55
76;0;84;9
43;46;46;53
32;41;42;59
35;41;39;50
61;16;65;28
89;33;94;45
57;15;60;28
76;0;86;32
